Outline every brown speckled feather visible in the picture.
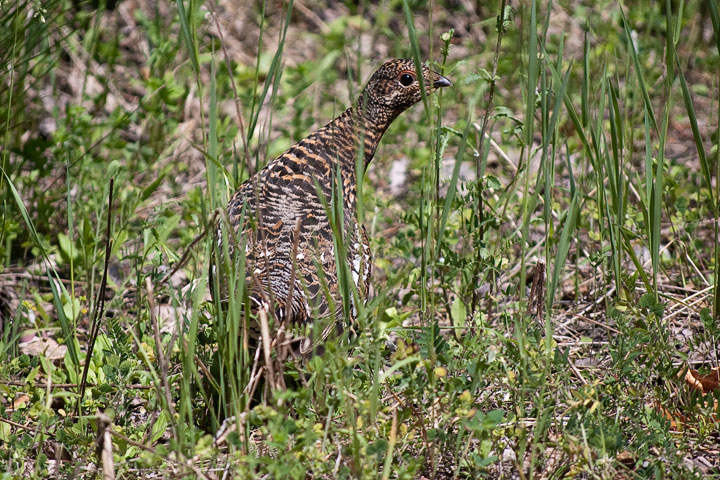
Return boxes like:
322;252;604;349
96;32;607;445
220;59;451;350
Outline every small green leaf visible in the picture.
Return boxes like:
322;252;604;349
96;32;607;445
57;233;78;262
141;173;166;201
62;295;82;322
464;69;497;84
367;438;388;457
451;297;466;340
484;174;502;190
151;410;171;443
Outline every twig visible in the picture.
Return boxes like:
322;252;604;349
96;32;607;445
96;413;115;480
243;336;266;402
567;360;588;385
571;313;621;335
579;286;616;316
284;218;303;322
214;412;249;447
472;123;516;172
0;416;32;431
77;177;114;416
295;1;331;34
333;445;342;475
258;308;275;394
0;380;152;389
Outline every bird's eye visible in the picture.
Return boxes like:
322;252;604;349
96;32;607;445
399;73;415;86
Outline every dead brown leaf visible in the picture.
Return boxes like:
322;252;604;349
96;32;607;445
684;367;720;395
19;336;67;360
651;400;686;430
11;394;30;411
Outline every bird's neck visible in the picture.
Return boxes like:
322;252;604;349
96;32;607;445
304;101;396;215
351;103;395;165
318;103;394;169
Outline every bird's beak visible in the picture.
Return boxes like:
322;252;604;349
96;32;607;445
433;73;453;88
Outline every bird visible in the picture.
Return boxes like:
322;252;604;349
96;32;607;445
217;58;452;355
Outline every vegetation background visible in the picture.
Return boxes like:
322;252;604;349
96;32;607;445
1;0;719;478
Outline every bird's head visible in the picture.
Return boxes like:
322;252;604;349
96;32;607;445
359;58;452;120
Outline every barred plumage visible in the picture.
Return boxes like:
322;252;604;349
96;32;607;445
218;59;452;354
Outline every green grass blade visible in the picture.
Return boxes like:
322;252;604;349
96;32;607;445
519;0;539;298
247;0;293;142
547;187;580;310
525;0;538;153
402;0;429;113
710;0;720;54
619;5;658;133
1;167;78;369
644;105;652;232
606;78;625;294
674;53;713;208
176;0;199;74
581;27;589;126
437;101;473;251
708;0;720;318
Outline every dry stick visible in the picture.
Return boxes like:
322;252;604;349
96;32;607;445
76;178;114;416
663;293;711;324
146;277;178;439
1;271;78;285
207;0;253;177
193;352;215;386
140;408;161;448
472;123;517;172
333;445;342;475
96;413;115;480
471;124;559;222
284;218;303;323
0;416;32;431
567;360;588;385
472;0;508;314
662;285;714;312
294;0;331;34
214;412;249;447
246;364;264;402
571;313;622;335
657;282;710;294
243;339;265;397
258;308;276;394
0;380;152;389
579;286;616;316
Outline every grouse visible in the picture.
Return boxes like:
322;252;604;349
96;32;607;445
218;59;452;353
